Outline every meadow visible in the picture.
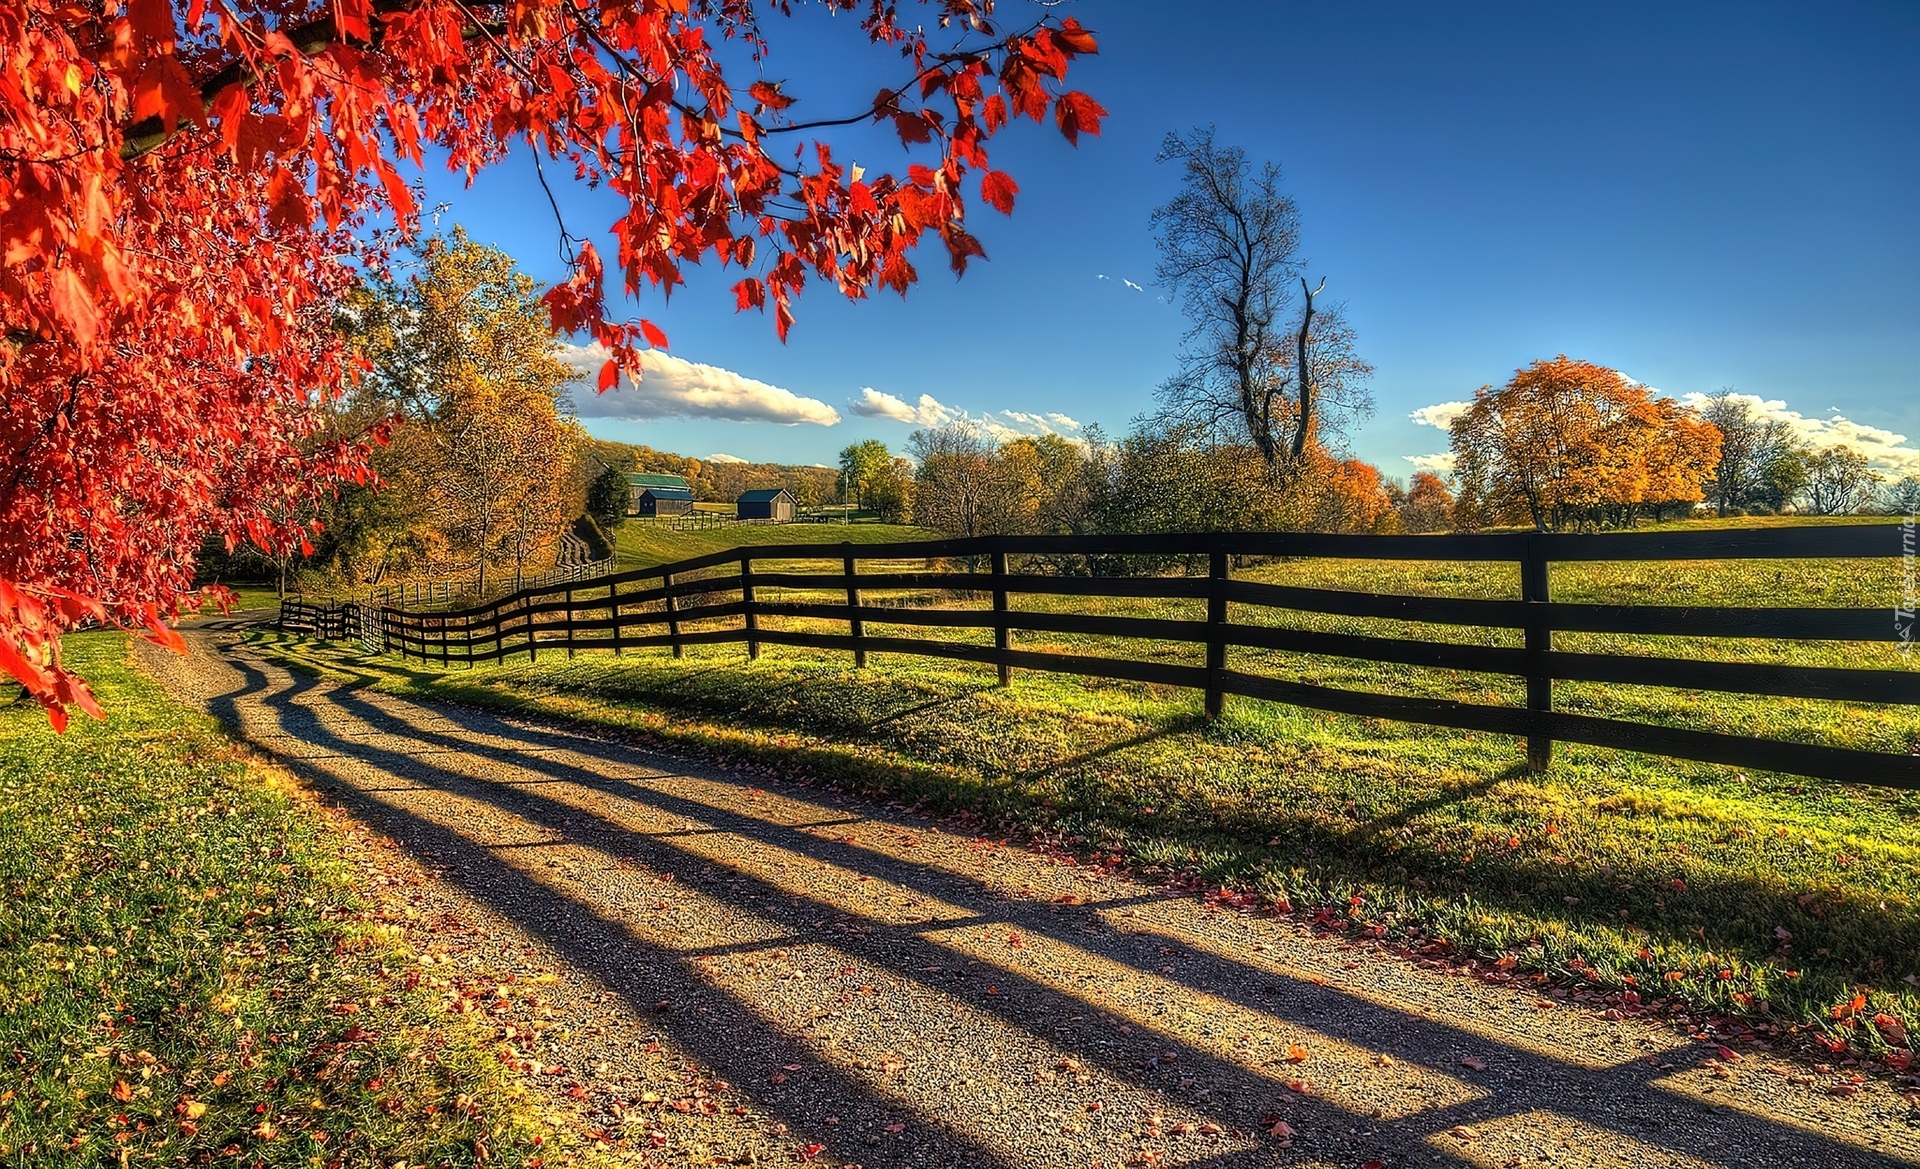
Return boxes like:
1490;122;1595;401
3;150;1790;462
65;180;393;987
254;516;1920;1055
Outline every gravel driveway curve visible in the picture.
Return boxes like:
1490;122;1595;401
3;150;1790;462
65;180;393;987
139;623;1920;1169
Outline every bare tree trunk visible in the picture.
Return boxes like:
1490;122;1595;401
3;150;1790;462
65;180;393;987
1290;276;1326;462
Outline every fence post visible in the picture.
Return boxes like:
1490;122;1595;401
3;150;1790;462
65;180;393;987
664;571;684;659
1522;533;1553;771
741;554;759;660
1205;549;1229;718
439;613;449;666
527;595;538;663
843;544;865;668
564;585;576;659
990;549;1011;686
494;605;506;666
611;580;624;656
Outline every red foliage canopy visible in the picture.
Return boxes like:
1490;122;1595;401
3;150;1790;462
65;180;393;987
1;0;1101;724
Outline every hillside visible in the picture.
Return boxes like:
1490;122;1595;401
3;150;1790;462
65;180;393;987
583;436;844;506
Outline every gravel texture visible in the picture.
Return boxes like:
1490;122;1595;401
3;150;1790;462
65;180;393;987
138;623;1920;1168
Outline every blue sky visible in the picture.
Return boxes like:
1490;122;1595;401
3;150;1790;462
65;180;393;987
424;0;1919;478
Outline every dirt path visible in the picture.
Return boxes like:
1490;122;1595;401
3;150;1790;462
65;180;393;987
140;624;1920;1168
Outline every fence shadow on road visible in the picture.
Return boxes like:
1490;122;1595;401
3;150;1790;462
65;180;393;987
200;647;1915;1169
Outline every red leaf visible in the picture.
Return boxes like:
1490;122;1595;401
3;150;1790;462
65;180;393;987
893;112;933;145
980;170;1018;215
1054;91;1107;145
127;0;178;46
1054;17;1099;55
48;269;102;349
597;359;619;391
748;81;794;111
266;166;307;232
640;319;669;349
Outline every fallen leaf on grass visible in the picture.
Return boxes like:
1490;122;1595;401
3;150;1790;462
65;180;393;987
1874;1014;1909;1046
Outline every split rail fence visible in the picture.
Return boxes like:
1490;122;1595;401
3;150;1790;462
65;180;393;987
279;525;1919;787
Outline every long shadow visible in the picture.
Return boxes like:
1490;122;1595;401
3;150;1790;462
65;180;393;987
209;657;1018;1167
202;642;1912;1169
409;653;1920;985
284;640;1920;991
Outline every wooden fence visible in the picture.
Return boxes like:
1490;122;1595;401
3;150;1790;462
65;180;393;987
278;524;1919;788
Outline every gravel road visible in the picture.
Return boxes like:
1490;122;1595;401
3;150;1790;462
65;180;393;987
140;623;1920;1168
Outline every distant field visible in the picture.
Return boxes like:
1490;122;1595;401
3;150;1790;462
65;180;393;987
196;584;283;612
611;519;943;570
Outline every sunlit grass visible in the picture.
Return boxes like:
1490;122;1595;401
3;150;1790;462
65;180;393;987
610;519;941;571
0;634;569;1166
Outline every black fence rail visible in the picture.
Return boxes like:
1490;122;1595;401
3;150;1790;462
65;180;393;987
278;525;1919;787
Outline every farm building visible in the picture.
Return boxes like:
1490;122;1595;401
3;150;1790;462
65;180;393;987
626;472;691;516
635;486;695;517
736;488;795;522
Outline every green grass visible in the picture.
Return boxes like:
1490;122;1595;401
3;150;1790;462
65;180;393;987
0;634;571;1166
610;520;940;570
248;526;1920;1059
196;585;283;613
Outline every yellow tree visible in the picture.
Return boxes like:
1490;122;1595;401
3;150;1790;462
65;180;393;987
335;231;581;591
1449;356;1720;530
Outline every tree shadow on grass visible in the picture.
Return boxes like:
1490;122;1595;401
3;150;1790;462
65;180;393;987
186;641;1915;1169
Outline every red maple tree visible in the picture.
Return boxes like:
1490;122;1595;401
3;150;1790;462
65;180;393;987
1;0;1102;725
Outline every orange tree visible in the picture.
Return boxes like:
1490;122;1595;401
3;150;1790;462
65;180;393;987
1448;356;1721;530
1;0;1101;723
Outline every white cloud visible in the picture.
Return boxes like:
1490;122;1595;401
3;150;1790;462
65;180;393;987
559;343;841;427
705;452;748;464
847;390;1083;444
1405;453;1458;475
1410;401;1472;431
1677;392;1920;478
847;387;957;427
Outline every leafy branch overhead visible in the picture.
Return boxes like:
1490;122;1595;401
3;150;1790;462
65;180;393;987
0;0;1104;722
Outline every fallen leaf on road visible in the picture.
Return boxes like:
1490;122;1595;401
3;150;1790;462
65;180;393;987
1285;1043;1309;1063
1459;1056;1485;1071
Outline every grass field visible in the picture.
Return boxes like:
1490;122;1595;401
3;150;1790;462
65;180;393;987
609;519;941;570
0;634;567;1166
196;585;284;613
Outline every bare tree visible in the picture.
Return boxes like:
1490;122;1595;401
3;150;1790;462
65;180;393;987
1803;446;1882;516
1698;390;1809;515
1883;475;1920;515
1151;127;1371;467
